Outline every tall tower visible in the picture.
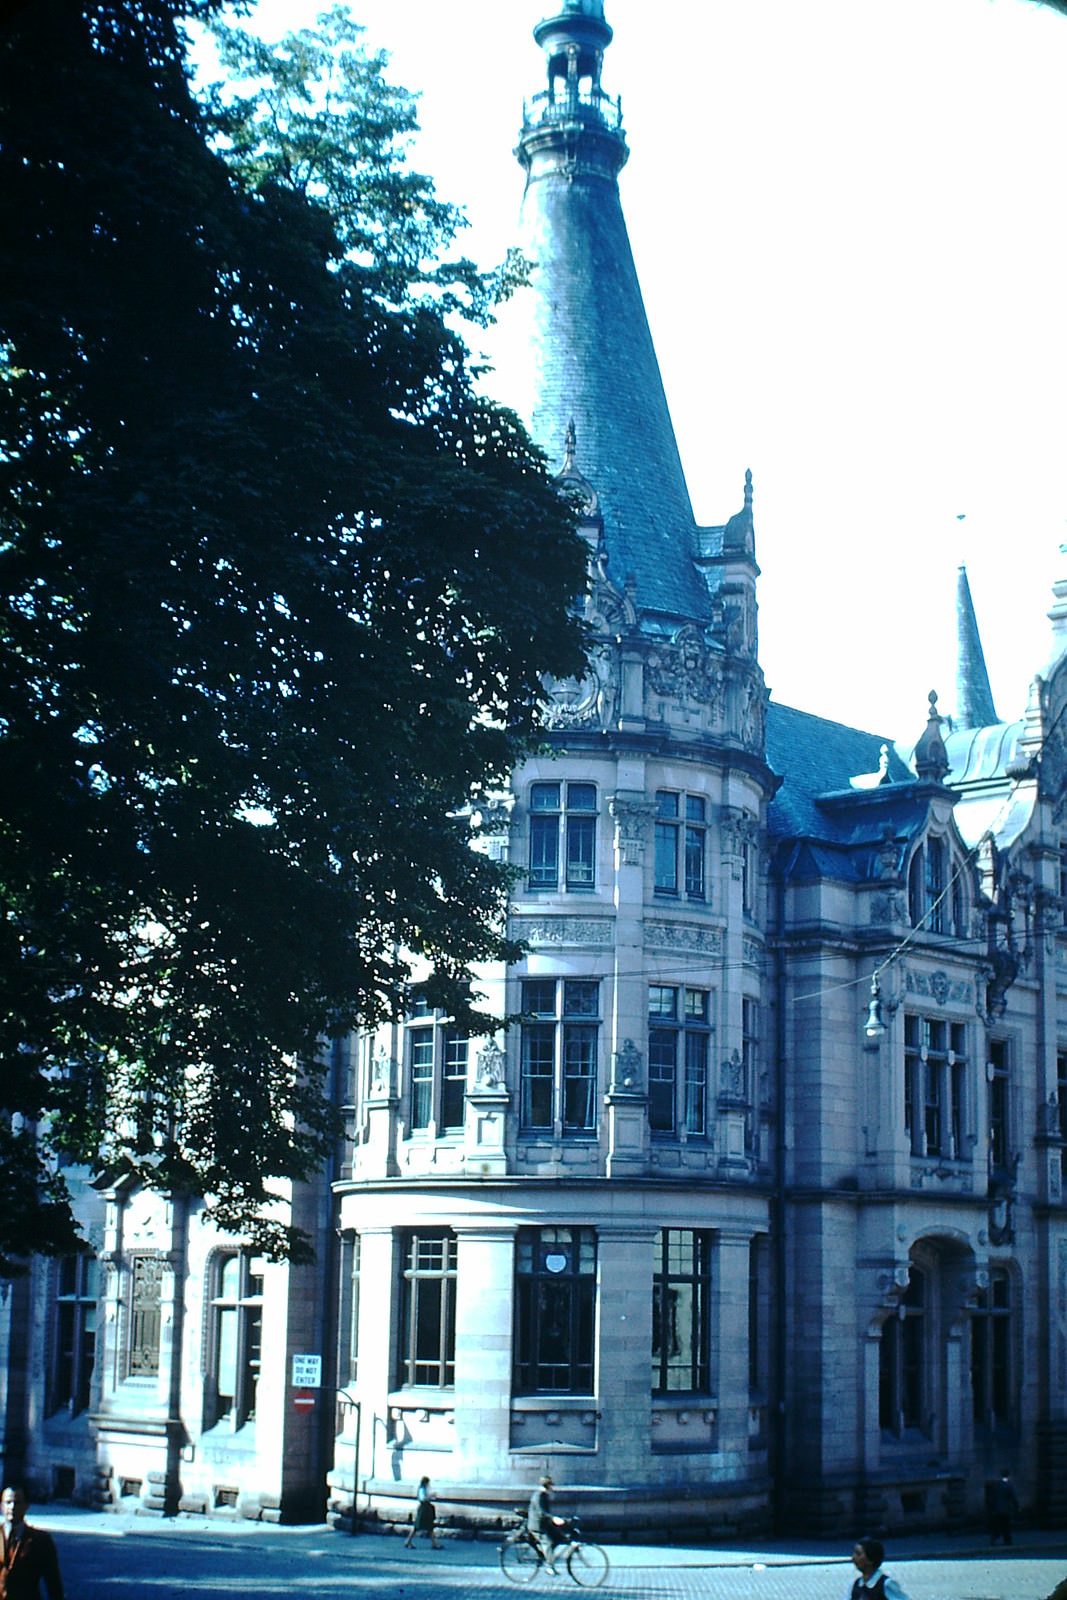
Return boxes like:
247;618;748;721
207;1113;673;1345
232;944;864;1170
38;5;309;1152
333;1;777;1537
494;0;718;630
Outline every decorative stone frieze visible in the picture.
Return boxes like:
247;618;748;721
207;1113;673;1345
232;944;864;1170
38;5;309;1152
645;920;722;957
903;967;973;1007
510;915;614;947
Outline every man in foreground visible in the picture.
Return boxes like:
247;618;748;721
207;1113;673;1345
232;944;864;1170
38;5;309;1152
0;1487;64;1600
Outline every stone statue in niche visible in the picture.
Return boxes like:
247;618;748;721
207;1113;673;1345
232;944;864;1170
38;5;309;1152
475;1041;506;1091
371;1045;393;1095
720;1050;745;1099
612;1038;642;1091
740;678;767;749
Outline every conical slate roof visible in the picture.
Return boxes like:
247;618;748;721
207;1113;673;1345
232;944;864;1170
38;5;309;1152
489;4;715;629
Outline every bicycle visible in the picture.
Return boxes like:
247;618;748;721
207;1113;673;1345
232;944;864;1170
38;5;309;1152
499;1514;609;1587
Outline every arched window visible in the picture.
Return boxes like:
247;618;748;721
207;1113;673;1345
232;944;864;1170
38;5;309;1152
908;847;925;928
908;838;949;933
208;1250;263;1428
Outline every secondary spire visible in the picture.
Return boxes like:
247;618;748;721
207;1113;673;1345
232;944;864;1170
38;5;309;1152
954;563;998;729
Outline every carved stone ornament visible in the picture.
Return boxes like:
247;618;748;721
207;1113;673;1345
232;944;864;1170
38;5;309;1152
874;827;902;881
541;645;618;732
584;555;637;638
645;626;725;719
474;1040;506;1091
609;794;656;865
871;891;909;925
553;419;601;519
1039;722;1067;803
989;1193;1014;1247
1035;886;1064;936
471;798;513;837
719;805;758;856
612;1038;643;1091
1038;1092;1062;1140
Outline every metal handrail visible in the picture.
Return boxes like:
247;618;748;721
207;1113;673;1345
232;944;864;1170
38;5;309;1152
523;87;623;132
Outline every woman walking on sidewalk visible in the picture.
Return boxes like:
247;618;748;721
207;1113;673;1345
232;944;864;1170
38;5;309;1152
404;1477;441;1551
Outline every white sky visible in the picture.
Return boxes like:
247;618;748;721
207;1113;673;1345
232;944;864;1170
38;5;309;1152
203;0;1067;741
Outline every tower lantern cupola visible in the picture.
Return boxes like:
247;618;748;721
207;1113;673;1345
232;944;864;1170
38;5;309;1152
521;2;627;185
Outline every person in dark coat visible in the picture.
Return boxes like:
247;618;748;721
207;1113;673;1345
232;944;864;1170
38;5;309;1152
0;1486;64;1600
528;1476;571;1574
988;1469;1020;1546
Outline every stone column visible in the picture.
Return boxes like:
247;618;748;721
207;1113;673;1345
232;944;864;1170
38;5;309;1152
712;1230;752;1470
606;784;652;1176
354;1226;399;1483
363;1035;401;1179
594;1229;656;1474
452;1226;517;1481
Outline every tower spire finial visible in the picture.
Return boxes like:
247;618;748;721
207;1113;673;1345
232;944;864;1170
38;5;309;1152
914;690;950;783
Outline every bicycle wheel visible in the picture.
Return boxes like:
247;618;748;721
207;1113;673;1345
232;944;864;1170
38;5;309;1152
500;1535;542;1584
567;1542;609;1587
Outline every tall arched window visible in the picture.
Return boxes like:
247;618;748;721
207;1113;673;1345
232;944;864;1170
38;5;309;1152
208;1250;263;1428
908;838;949;933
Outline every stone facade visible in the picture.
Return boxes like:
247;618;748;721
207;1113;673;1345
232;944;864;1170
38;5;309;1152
3;0;1066;1541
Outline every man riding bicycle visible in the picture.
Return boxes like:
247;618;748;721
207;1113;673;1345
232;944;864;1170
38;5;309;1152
528;1476;572;1573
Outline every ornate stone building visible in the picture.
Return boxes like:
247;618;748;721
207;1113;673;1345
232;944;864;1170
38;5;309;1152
3;0;1066;1539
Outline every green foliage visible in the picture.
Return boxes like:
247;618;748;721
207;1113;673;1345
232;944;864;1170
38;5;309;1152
0;0;587;1266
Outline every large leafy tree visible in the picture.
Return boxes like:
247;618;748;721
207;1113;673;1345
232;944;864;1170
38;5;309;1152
0;0;587;1267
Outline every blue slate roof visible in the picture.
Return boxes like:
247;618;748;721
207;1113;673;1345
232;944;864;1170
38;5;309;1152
766;703;928;878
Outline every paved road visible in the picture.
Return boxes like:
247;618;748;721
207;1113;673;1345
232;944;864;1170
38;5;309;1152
27;1511;1067;1600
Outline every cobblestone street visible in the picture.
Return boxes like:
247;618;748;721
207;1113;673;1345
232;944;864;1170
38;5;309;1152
31;1511;1067;1600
